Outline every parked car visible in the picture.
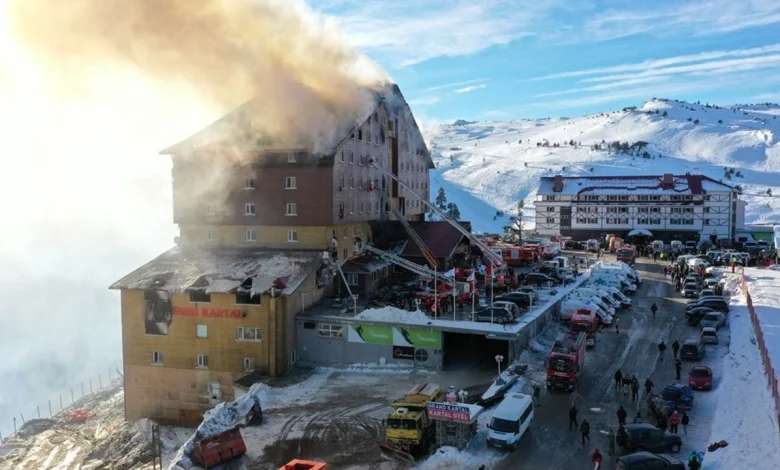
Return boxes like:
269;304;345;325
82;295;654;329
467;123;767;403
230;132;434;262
616;423;683;454
514;286;540;302
704;279;719;290
474;307;514;324
523;273;555;287
680;282;700;298
495;293;532;309
679;338;706;360
684;275;703;289
616;452;685;470
685;307;714;326
491;301;521;319
688;366;713;391
700;311;727;330
661;384;694;412
701;326;719;345
698;289;716;298
685;298;729;314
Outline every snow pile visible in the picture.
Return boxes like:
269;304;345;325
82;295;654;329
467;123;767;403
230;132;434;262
423;99;780;232
169;383;267;470
704;277;780;469
416;445;501;470
320;363;431;375
742;268;780;386
356;306;431;323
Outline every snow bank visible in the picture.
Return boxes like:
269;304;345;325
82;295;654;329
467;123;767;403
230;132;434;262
416;445;501;470
356;306;430;323
743;267;780;369
704;277;780;469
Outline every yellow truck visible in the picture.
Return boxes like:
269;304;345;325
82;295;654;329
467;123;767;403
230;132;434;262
380;382;441;461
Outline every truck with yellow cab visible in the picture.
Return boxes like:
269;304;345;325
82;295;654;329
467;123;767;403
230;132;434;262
380;382;441;461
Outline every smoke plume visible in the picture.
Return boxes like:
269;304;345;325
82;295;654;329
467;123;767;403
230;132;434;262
8;0;390;153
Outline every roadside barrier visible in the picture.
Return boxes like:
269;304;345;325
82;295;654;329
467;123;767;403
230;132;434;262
740;269;780;439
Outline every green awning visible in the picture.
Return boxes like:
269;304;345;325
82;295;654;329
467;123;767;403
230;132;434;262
752;232;773;242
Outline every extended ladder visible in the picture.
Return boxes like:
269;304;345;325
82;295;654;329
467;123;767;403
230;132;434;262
388;202;439;269
363;245;452;280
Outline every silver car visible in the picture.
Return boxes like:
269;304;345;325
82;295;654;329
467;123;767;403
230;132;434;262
700;312;727;330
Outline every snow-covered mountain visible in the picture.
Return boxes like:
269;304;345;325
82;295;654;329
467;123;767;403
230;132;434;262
422;99;780;233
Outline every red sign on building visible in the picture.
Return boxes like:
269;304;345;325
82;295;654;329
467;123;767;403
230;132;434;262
173;307;243;319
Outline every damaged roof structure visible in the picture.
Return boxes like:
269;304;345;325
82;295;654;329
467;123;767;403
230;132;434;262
110;247;323;296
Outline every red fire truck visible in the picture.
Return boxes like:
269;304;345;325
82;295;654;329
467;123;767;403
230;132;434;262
616;245;636;264
568;309;598;348
545;332;587;391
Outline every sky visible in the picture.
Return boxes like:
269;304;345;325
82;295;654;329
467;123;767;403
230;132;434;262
312;0;780;122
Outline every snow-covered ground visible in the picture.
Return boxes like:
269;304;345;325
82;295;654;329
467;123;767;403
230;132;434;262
742;267;780;370
422;99;780;233
704;272;780;469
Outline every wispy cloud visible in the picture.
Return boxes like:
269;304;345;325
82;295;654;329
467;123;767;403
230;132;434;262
530;44;780;81
455;84;486;94
408;96;441;106
581;54;780;83
534;77;667;98
424;78;485;92
316;0;562;66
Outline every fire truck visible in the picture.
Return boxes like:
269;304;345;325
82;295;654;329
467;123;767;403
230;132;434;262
545;332;587;391
500;246;535;266
616;245;636;264
568;309;598;348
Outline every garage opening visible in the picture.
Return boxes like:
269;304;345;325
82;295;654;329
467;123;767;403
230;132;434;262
443;332;510;371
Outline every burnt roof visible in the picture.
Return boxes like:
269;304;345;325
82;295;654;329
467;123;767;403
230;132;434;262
373;220;471;261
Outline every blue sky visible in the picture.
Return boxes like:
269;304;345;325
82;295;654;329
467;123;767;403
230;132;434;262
312;0;780;122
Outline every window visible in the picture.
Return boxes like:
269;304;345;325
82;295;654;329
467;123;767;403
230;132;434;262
244;178;255;190
704;207;711;213
359;202;364;213
207;229;215;242
237;327;262;341
704;219;711;226
246;229;257;242
588;195;599;201
607;207;618;213
245;203;256;216
520;406;533;424
670;195;681;201
607;195;618;201
236;291;261;305
189;290;211;303
318;323;344;338
286;203;297;216
243;357;255;372
576;218;587;224
619;218;629;224
290;350;297;364
367;129;372;143
196;325;208;338
339;150;344;163
705;195;712;201
651;218;661;224
546;217;555;224
670;218;681;225
618;207;628;213
358;177;363;189
606;218;617;224
619;195;629;201
287;152;298;163
350;152;354;164
287;230;298;242
205;204;214;215
546;206;555;212
349;176;354;189
637;207;649;213
638;218;648;225
338;176;344;190
358;129;363;140
684;195;692;201
152;351;163;365
683;218;694;225
351;133;355;140
545;195;556;201
650;195;660;201
285;176;296;189
638;195;649;201
197;354;209;369
347;273;360;285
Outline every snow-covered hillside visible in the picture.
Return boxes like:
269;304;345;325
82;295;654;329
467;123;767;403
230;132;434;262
423;99;780;233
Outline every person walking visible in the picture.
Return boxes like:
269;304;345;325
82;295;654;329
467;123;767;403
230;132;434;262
631;377;639;402
580;419;591;445
614;369;623;392
644;378;654;397
670;411;680;434
569;405;579;430
591;447;603;468
675;358;682;380
688;456;701;470
633;411;642;423
616;405;628;426
532;383;542;406
672;340;681;359
607;429;616;456
681;411;690;435
657;413;668;431
658;341;667;362
651;302;658;319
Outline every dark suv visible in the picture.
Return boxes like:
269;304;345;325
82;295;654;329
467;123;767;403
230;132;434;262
616;423;683;454
679;338;706;360
495;292;533;309
616;452;685;470
523;273;555;287
474;307;514;324
685;298;729;313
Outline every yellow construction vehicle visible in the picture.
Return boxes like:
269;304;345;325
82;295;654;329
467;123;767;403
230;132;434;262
380;382;441;462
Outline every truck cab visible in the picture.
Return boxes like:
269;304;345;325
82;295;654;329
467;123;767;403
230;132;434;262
546;332;587;390
384;383;441;455
569;309;598;347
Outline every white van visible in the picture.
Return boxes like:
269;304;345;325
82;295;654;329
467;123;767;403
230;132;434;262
651;240;665;253
487;392;534;450
566;292;616;317
606;286;632;308
595;262;642;284
590;273;637;294
562;298;613;326
575;287;620;310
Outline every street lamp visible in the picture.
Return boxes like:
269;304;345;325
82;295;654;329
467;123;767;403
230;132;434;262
495;354;504;376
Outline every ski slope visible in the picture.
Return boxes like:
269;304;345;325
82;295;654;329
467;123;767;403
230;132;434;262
422;99;780;233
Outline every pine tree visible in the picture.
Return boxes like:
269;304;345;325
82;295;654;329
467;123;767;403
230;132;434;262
445;203;461;220
435;187;447;211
